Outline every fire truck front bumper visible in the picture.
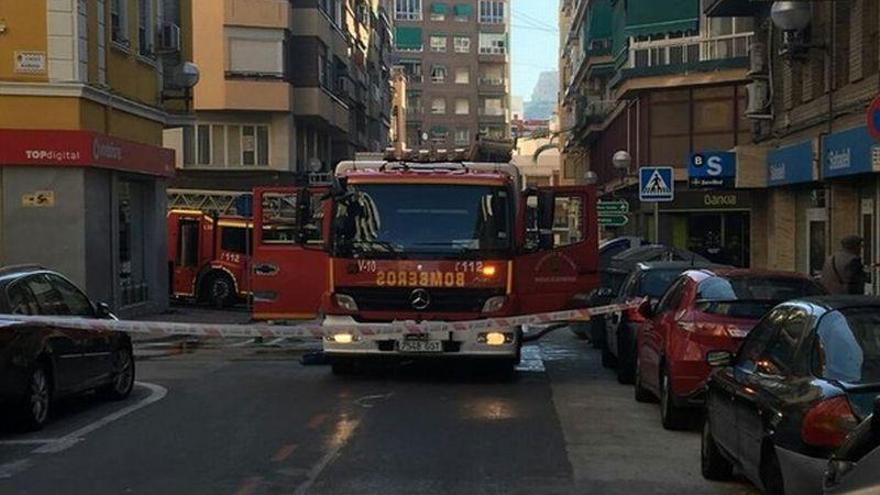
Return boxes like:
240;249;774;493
321;316;520;359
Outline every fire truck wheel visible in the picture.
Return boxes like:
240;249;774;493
202;272;234;309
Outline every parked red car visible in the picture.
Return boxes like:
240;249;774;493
633;268;825;430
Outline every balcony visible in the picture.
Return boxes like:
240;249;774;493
622;32;753;70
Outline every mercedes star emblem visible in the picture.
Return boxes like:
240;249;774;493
410;288;430;310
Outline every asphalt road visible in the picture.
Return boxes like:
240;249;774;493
0;330;757;495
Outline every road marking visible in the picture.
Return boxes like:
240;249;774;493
0;439;56;446
307;413;328;430
354;393;393;409
272;443;298;463
34;382;167;454
233;476;263;495
0;459;33;480
292;419;361;495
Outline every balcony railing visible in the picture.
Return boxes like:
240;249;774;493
624;32;753;69
479;107;506;117
478;76;505;86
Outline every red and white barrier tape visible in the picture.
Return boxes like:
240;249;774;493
0;302;640;339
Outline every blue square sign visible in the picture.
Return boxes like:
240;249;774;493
688;152;736;189
639;167;674;202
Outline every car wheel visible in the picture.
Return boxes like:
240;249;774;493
634;354;654;403
616;333;635;384
701;418;733;480
601;346;617;368
761;445;785;495
102;346;135;400
660;369;689;430
204;273;234;309
21;364;51;431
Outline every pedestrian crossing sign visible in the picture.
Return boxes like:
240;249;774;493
639;167;674;202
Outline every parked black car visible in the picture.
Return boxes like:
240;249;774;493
0;266;134;430
702;296;880;495
603;261;719;382
824;399;880;494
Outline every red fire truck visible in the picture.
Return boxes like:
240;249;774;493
167;209;252;308
251;152;598;373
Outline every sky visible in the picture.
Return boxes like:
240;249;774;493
510;0;560;101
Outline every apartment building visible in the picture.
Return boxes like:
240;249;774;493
167;0;394;192
558;0;756;267
0;0;194;315
393;0;510;150
704;0;880;286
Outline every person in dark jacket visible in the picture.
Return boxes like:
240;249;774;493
821;235;869;295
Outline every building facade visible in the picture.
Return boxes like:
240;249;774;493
705;0;880;290
0;0;193;316
559;0;758;267
393;0;511;150
165;0;394;192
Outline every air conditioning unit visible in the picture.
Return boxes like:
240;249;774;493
745;80;771;119
158;23;181;53
748;40;767;76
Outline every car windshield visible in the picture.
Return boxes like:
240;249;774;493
637;269;683;298
696;276;824;319
815;307;880;384
333;184;511;259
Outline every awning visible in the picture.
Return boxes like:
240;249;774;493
624;0;699;37
431;3;448;14
395;26;423;50
454;4;472;16
585;0;612;41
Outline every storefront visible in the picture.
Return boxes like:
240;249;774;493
821;125;880;294
0;129;174;316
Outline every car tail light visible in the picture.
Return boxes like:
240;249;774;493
801;396;859;449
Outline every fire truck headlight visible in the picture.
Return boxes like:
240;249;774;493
481;296;507;313
477;332;514;345
334;294;359;311
481;265;497;277
330;333;356;344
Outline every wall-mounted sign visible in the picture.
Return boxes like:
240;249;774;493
867;94;880;142
767;140;814;186
22;190;55;208
14;51;46;74
688;152;735;189
639;166;674;202
823;126;879;179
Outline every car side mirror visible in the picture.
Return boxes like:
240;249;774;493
95;302;115;320
638;299;654;319
706;350;733;368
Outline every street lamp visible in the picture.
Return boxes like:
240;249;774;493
583;171;598;185
612;150;632;173
770;1;818;57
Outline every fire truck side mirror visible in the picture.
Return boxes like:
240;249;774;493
537;189;555;250
330;176;349;198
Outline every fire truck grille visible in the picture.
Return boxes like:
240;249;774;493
337;287;505;313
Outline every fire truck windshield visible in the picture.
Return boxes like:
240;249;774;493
333;183;511;259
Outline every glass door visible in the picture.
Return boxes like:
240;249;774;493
861;198;875;295
806;208;827;279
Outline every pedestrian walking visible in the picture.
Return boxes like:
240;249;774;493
821;235;869;295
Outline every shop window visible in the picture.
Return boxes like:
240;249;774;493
119;180;148;307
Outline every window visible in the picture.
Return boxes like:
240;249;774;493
192;124;270;167
481;97;504;116
395;0;422;21
320;0;342;26
47;275;95;317
735;308;786;372
430;3;447;20
111;0;128;45
177;219;200;267
317;43;329;88
655;277;686;314
25;275;69;316
400;59;423;83
479;0;504;23
814;307;880;384
430;128;448;144
7;282;39;315
137;0;154;57
454;128;470;145
759;308;809;376
479;33;507;54
431;65;447;83
431;97;446;114
454;36;471;53
552;196;584;247
226;27;286;77
455;98;469;115
221;227;253;254
430;36;447;52
480;64;504;84
407;92;422;114
454;67;470;84
395;26;424;51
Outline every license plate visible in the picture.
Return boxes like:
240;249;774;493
398;340;443;353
